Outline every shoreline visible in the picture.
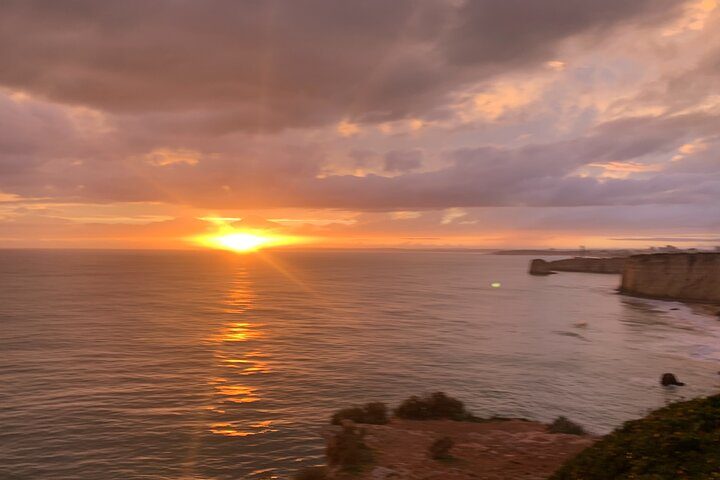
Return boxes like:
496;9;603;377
617;287;720;313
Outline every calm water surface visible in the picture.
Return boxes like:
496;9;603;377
1;250;719;479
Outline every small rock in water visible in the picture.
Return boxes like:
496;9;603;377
661;373;685;386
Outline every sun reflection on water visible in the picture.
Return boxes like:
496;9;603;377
218;352;272;375
209;420;279;437
209;322;263;343
205;266;274;438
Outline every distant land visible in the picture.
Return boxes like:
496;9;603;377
494;245;720;257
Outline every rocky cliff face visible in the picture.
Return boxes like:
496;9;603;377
529;257;626;275
620;253;720;303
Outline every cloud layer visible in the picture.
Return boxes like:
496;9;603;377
0;0;718;247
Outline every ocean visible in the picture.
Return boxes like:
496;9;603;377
1;249;719;479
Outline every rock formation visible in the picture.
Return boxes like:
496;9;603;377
529;257;626;275
620;253;720;303
660;373;685;386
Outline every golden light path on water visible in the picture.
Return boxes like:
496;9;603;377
181;262;276;479
199;252;329;447
207;268;273;438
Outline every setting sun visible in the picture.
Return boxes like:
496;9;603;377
205;232;272;252
190;218;306;253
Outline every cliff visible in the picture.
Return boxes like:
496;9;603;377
322;419;594;480
619;253;720;303
529;257;626;275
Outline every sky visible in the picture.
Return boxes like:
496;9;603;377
1;0;719;250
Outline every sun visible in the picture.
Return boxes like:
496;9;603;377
189;219;306;253
210;232;271;252
193;230;285;253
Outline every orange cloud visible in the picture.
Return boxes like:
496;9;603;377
144;148;202;167
586;161;664;179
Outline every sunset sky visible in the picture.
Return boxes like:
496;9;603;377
1;0;719;250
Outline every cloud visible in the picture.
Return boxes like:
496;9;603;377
662;0;718;36
442;0;684;67
143;148;202;167
2;87;719;211
441;208;467;224
383;150;423;173
0;0;688;132
2;0;720;248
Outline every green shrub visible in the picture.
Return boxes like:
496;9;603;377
551;394;720;480
394;392;477;421
429;436;454;460
548;416;587;436
331;402;389;425
293;466;328;480
326;423;374;472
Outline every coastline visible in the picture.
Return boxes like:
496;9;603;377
617;287;720;313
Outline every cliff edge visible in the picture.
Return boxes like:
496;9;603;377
529;257;626;275
619;253;720;303
323;419;594;480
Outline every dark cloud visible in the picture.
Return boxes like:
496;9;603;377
443;0;682;67
0;0;688;131
383;149;423;173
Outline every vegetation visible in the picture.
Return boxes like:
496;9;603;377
394;392;480;421
331;402;388;425
548;416;587;436
293;466;328;480
326;423;374;472
429;436;454;460
551;394;720;480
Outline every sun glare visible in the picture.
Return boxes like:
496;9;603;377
212;233;271;252
190;219;305;253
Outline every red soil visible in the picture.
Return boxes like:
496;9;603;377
332;419;595;480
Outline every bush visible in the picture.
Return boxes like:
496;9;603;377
331;402;388;425
293;466;328;480
548;416;587;436
394;392;476;421
326;423;374;472
429;436;454;460
551;394;720;479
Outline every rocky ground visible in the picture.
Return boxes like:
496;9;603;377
330;419;596;480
